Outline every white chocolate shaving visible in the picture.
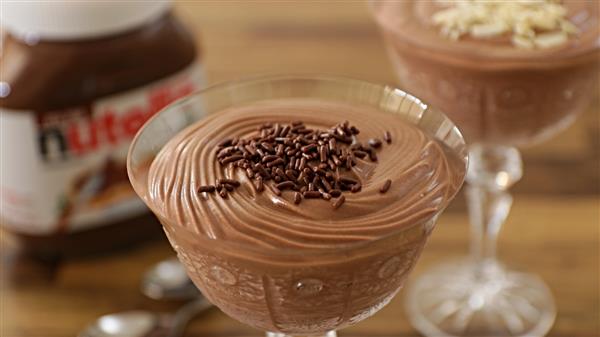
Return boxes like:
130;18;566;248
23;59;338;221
534;31;568;48
432;0;579;49
512;35;535;49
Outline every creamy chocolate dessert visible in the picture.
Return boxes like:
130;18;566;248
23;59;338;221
371;0;599;145
147;99;464;247
140;98;465;333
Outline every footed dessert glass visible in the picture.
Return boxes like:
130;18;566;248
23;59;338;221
128;76;468;337
371;1;599;337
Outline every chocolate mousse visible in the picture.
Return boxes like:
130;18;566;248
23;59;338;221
139;98;465;333
371;0;599;145
145;99;464;249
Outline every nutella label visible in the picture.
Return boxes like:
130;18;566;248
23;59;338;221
0;63;204;234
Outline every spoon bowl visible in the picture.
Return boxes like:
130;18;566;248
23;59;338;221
141;258;199;301
80;311;160;337
79;299;211;337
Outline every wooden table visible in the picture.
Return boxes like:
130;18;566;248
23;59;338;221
1;2;598;337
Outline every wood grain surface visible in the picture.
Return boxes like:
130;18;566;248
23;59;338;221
1;2;598;337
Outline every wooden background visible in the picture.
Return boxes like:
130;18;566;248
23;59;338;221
1;2;598;337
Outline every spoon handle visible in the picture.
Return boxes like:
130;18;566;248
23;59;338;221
167;298;212;337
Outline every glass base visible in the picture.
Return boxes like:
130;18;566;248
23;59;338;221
405;259;556;337
266;331;337;337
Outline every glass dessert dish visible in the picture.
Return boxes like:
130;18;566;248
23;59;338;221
128;76;468;337
371;1;599;337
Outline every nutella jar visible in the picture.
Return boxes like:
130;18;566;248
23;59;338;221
0;1;204;258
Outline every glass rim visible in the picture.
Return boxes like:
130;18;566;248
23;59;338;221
127;74;468;260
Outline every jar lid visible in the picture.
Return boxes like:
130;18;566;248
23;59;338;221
2;1;171;41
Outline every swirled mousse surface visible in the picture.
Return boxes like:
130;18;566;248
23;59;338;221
146;99;464;250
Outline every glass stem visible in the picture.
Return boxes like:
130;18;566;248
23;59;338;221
266;331;337;337
465;144;523;276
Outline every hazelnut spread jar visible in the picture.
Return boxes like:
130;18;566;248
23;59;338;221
0;1;204;258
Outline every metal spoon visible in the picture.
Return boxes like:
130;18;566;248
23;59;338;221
79;298;211;337
141;258;199;301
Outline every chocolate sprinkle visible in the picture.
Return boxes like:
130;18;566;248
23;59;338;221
319;145;327;163
214;120;389;205
303;191;322;198
369;151;378;162
353;150;368;159
332;195;345;209
217;178;240;187
221;155;243;164
262;155;279;163
368;138;382;148
276;181;295;190
384;131;392;144
350;183;362;193
380;179;392;193
266;158;285;167
255;177;264;192
271;185;282;196
340;177;358;185
294;192;302;204
198;185;215;193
